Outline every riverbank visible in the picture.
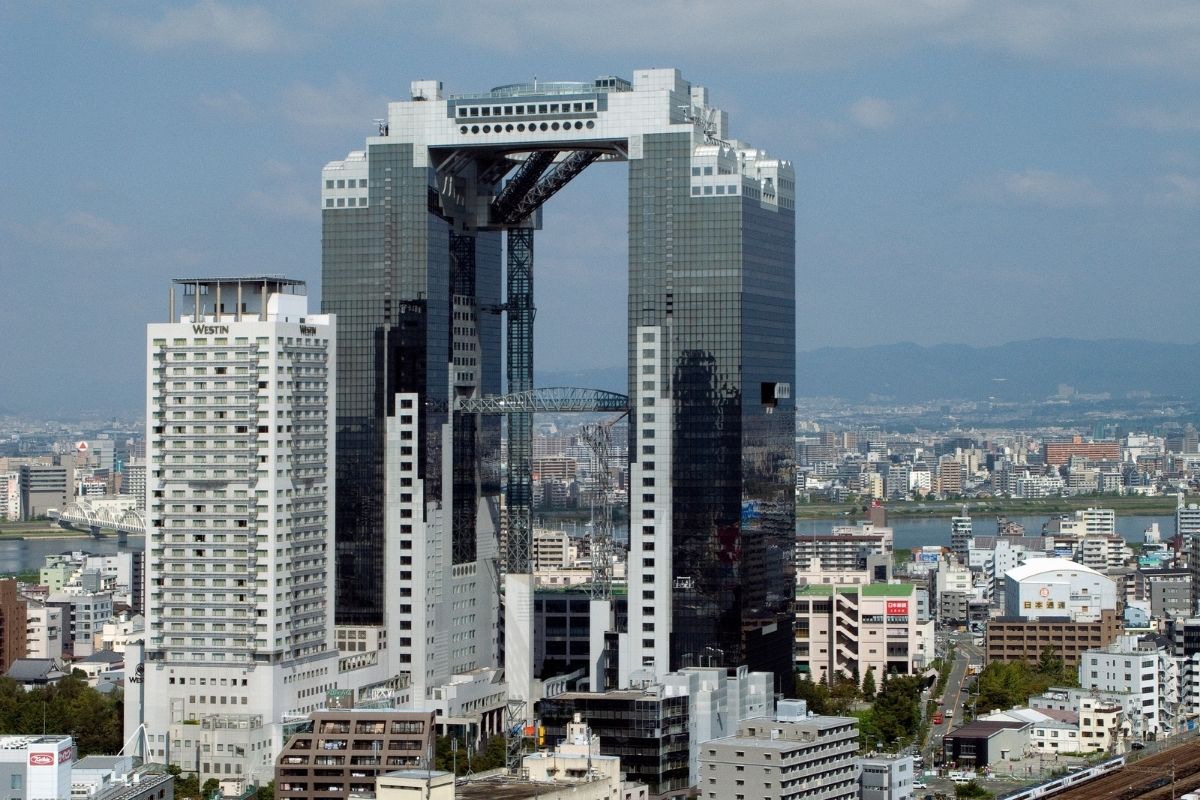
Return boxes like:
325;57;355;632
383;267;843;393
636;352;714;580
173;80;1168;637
0;522;145;541
796;496;1179;520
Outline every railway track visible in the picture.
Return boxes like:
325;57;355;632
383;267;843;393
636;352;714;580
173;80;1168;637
1049;741;1200;800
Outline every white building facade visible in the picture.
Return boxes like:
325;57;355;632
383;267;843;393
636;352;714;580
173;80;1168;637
137;277;339;783
1004;559;1118;622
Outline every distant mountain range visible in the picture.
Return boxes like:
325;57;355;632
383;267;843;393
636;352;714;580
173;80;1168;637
539;338;1200;401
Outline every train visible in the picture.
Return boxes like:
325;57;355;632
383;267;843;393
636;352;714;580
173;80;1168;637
1000;756;1126;800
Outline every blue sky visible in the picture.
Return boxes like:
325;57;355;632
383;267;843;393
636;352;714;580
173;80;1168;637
1;1;1198;414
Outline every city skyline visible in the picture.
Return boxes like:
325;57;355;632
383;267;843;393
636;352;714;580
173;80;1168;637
3;2;1200;414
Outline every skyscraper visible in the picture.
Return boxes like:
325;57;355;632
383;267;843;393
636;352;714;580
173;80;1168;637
139;277;339;781
323;68;795;693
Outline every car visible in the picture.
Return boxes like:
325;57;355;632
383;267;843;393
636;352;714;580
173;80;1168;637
1131;741;1146;750
913;781;928;789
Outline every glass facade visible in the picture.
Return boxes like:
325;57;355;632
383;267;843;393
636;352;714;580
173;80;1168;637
321;142;500;626
538;693;690;796
630;133;796;692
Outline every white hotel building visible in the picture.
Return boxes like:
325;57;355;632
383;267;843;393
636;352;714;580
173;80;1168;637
135;277;339;783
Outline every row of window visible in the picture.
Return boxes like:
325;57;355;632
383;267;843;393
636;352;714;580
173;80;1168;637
326;197;367;208
459;120;596;136
325;178;368;189
456;100;596;118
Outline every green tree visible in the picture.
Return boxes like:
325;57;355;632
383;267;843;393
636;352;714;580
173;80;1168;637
871;675;922;749
828;675;860;715
201;779;220;799
792;674;831;715
955;780;993;799
254;780;274;800
169;766;200;800
862;668;877;701
0;675;123;757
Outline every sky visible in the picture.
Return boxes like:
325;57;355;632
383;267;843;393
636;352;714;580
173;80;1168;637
1;1;1198;415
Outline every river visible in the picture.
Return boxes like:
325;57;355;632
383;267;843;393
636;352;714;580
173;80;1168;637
0;513;1177;575
797;514;1175;551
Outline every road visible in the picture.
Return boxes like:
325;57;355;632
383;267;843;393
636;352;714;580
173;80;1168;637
925;633;982;763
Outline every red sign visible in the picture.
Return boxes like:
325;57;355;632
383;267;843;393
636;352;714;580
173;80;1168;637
28;753;54;766
59;746;73;763
886;600;909;616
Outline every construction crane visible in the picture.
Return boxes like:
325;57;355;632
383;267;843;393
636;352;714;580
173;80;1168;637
580;412;628;601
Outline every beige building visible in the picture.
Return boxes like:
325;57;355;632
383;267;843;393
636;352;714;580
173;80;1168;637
795;584;920;687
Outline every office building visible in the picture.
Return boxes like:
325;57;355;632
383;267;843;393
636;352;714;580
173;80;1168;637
139;277;339;783
858;755;915;800
794;584;920;686
0;735;74;800
274;709;436;799
1080;636;1177;737
699;712;859;800
950;512;972;563
19;461;73;520
1004;558;1118;622
538;666;773;800
323;68;796;696
538;689;689;799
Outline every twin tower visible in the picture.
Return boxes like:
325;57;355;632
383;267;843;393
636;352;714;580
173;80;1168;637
321;68;798;698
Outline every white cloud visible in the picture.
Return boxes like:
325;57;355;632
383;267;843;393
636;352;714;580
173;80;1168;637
278;77;388;131
850;97;896;130
97;1;293;53
985;169;1111;208
198;90;258;121
238;160;318;221
5;211;129;251
1148;173;1200;207
437;0;1200;73
1119;107;1200;133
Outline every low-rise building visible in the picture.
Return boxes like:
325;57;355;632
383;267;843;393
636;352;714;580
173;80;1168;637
858;754;915;800
985;610;1122;670
699;712;860;800
0;734;74;799
942;720;1029;769
274;709;436;800
1030;688;1143;742
24;601;64;661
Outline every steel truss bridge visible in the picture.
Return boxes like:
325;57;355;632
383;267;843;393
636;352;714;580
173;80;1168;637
454;387;628;414
48;500;145;537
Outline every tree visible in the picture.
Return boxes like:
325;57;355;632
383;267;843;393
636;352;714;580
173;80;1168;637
828;675;860;715
956;780;993;799
201;779;221;799
0;675;123;757
871;675;922;749
255;780;274;800
792;674;831;715
862;668;877;701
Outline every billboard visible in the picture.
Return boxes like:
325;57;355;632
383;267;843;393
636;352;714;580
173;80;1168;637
886;600;909;616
